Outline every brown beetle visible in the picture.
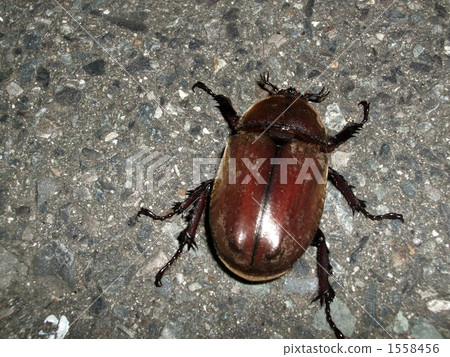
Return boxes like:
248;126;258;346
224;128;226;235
131;73;404;338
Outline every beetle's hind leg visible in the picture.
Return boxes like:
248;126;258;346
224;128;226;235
131;180;213;286
311;228;345;339
328;167;404;222
192;82;240;130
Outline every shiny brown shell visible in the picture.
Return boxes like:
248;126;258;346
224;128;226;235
210;130;328;281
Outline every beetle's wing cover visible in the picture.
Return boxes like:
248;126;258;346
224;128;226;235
211;133;327;281
211;133;276;278
253;139;328;277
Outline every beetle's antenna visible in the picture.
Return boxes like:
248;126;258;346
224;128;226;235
258;72;279;95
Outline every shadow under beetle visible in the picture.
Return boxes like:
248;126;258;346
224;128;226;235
130;73;404;338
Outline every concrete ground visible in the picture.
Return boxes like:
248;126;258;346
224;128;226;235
0;0;448;339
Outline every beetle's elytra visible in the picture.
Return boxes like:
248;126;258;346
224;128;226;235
131;73;404;338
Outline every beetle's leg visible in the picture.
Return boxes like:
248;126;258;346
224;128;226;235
300;86;330;103
128;181;210;226
154;181;212;286
311;228;345;339
130;180;213;286
324;101;370;153
328;167;404;222
131;180;213;223
192;82;240;130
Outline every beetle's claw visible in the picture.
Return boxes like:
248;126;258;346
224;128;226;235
181;232;197;251
187;239;197;251
358;100;369;107
358;101;370;124
312;290;335;307
260;72;267;83
358;199;367;209
192;81;216;97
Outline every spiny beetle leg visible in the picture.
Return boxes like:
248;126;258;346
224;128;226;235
311;228;345;339
328;167;404;222
151;180;213;287
324;101;370;153
192;82;240;130
154;231;195;287
132;179;214;223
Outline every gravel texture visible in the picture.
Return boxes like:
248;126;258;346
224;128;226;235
0;0;448;339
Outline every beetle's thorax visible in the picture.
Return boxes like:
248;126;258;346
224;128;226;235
236;94;327;145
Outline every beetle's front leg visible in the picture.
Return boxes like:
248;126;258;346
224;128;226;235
311;228;345;339
324;101;370;153
192;82;240;130
132;180;213;286
328;167;404;222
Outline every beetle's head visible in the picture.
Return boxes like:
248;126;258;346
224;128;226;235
258;73;302;97
258;72;330;103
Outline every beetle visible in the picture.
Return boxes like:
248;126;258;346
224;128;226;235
131;73;404;338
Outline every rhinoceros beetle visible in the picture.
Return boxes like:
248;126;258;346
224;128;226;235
131;73;404;338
